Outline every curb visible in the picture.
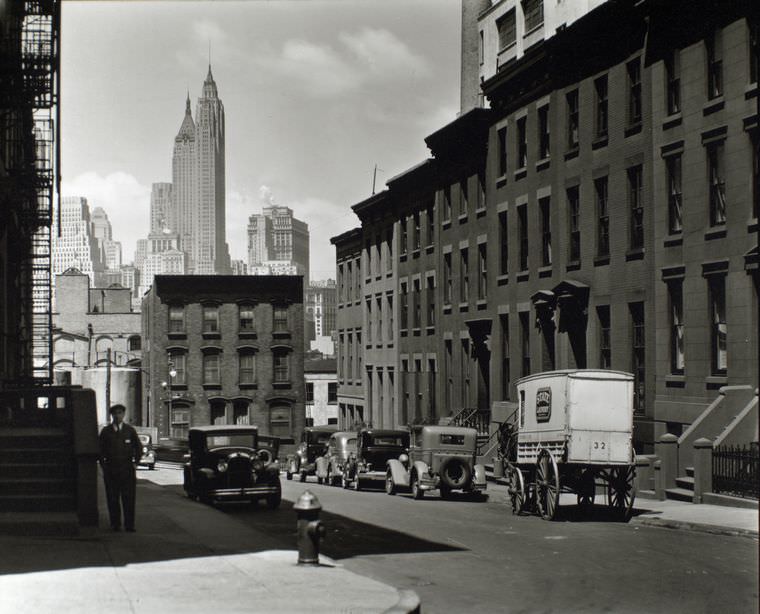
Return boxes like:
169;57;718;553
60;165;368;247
383;589;421;614
631;515;759;539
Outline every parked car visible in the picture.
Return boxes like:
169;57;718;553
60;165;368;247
287;426;338;482
320;431;358;487
343;428;410;491
137;434;156;470
154;438;188;464
385;425;487;500
257;435;280;466
183;425;281;508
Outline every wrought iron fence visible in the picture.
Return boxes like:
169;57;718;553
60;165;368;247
712;443;759;500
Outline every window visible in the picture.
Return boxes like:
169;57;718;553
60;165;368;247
305;382;314;403
666;155;683;234
127;335;141;352
665;51;681;114
627;58;642;126
499;211;509;275
239;352;256;384
426;276;435;327
567;186;581;262
412;279;421;329
171;407;189;439
347;333;353;379
338;264;345;301
706;29;723;99
387;295;394;339
597;305;611;369
479;30;484;64
400;282;408;330
497;9;516;49
753;132;760;219
516;116;527;169
519;311;530;377
444;340;453;408
168;305;184;333
426;201;435;246
594;76;608;138
356;332;362;373
443;253;452;304
386;229;393;272
751;21;759;84
400;217;408;256
413;212;421;250
239;304;255;331
707;142;726;226
459;247;469;302
202;305;219;333
459;178;469;217
668;281;685;374
169;351;186;386
273;351;290;382
538;105;550;159
270;406;292;438
566;90;579;150
203;353;220;385
522;0;543;32
273;306;288;331
366;299;373;343
477;243;488;300
233;402;250;425
414;359;422;419
497;126;507;177
595;177;609;257
630;302;645;413
628;165;644;249
539;197;551;266
708;275;727;375
500;315;510;400
476;171;485;210
328;382;338;404
460;340;470;407
518;205;528;271
427;359;436;421
443;185;452;222
376;296;383;341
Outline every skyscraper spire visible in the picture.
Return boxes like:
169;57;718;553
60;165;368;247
185;89;191;114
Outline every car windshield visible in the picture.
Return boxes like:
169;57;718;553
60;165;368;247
138;435;150;445
206;434;257;449
370;436;406;447
311;432;332;444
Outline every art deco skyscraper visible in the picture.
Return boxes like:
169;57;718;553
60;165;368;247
172;93;196;265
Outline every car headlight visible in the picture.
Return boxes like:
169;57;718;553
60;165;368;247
142;446;148;454
399;453;409;465
217;460;228;473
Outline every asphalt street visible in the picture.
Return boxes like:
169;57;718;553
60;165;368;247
146;466;758;614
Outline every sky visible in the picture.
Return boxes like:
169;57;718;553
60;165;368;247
61;0;462;281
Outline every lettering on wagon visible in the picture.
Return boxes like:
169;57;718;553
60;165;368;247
536;387;552;423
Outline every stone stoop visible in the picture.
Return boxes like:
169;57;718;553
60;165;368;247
665;466;695;502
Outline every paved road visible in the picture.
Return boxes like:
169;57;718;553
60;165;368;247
145;467;758;614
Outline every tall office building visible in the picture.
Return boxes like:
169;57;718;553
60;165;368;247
247;205;309;280
150;182;174;234
172;93;196;265
52;197;104;285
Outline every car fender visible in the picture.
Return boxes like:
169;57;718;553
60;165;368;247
386;458;410;488
411;460;430;481
315;456;329;478
473;463;487;489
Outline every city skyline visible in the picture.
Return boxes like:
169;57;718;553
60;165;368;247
60;0;461;281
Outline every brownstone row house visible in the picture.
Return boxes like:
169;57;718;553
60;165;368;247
332;0;758;453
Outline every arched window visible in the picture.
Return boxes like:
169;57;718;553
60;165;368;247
95;336;113;364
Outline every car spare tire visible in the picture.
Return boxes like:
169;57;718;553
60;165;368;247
439;457;472;490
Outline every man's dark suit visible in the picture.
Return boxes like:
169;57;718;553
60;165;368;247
99;422;141;530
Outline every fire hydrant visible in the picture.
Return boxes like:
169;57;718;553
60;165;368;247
294;490;326;565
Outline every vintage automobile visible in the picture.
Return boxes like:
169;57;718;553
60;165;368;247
287;426;337;482
257;435;280;466
183;425;281;508
385;425;487;500
318;431;358;487
137;434;156;470
342;429;410;491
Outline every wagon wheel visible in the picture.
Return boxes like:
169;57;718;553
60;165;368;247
506;463;525;515
577;469;596;510
607;464;636;521
535;449;560;521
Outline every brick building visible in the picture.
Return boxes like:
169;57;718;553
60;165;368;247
304;358;338;426
332;0;757;452
141;275;305;440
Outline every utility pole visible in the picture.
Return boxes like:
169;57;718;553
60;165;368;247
371;164;384;195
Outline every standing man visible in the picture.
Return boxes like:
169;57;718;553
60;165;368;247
99;404;141;532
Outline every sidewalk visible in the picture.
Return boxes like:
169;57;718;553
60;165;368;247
0;477;419;614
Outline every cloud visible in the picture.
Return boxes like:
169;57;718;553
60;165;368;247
61;171;151;264
339;28;430;80
259;185;275;205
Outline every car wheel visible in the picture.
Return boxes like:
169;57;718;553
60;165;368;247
266;490;282;510
299;472;306;483
385;472;397;495
411;473;424;500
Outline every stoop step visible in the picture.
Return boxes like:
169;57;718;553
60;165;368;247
685;466;694;478
665;487;694;502
675;476;695;490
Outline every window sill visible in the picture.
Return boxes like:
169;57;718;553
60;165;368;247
704;227;727;241
411;249;421;259
399;330;407;339
442;220;452;231
239;383;258;390
170;384;188;391
364;277;372;284
495;175;507;189
458;214;468;224
566;261;581;272
516;271;529;283
594;255;610;267
458;302;469;313
202;383;222;391
591;135;608;150
624;122;642;138
665;374;685;388
705;375;727;390
425;244;435;255
703;97;724;116
536;158;550;172
538;265;552;278
202;331;221;340
523;23;544;38
272;381;292;390
564;148;579;161
514;167;527;181
167;332;187;340
238;331;257;340
476;299;488;310
664;234;683;247
625;248;645;262
375;343;383;348
745;83;759;100
399;253;408;263
412;328;421;337
663;113;682;130
272;330;291;339
375;275;382;281
497;273;509;286
443;304;452;315
475;207;487;218
423;326;434;336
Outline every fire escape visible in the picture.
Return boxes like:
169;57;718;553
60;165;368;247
1;1;60;385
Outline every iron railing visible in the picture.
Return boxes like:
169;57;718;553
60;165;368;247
713;443;759;500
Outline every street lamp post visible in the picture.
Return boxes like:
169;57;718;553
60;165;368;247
166;361;177;437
